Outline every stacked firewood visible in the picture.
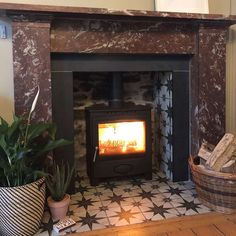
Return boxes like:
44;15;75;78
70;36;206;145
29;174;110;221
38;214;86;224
198;133;236;173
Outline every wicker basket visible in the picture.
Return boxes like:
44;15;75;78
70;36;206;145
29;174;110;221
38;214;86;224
189;156;236;213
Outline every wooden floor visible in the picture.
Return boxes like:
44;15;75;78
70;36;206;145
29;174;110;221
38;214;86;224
71;212;236;236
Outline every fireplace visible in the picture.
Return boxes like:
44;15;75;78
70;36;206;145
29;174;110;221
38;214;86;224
52;54;190;183
2;3;234;190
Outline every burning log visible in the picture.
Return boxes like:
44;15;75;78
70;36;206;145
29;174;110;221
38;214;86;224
206;133;236;171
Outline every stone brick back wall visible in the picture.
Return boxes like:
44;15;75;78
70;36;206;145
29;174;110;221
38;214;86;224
73;71;156;171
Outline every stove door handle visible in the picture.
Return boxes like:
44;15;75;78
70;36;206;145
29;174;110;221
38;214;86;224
93;146;99;163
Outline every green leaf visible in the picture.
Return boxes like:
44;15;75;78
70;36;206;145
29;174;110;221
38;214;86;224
45;123;57;140
15;147;31;161
6;117;22;144
0;147;9;170
0;117;9;133
35;139;72;157
26;123;53;141
0;108;71;187
33;170;48;181
0;135;9;158
46;162;74;201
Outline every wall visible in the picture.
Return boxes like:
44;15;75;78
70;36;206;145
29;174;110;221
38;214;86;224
0;0;154;10
208;0;231;14
0;0;232;12
0;17;14;123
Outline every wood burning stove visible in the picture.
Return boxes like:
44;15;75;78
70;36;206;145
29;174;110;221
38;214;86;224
85;73;152;185
85;104;152;185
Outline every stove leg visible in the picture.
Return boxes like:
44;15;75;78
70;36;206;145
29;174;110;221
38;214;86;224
90;177;99;186
145;172;152;180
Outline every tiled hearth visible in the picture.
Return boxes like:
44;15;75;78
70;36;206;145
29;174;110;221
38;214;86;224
37;170;211;235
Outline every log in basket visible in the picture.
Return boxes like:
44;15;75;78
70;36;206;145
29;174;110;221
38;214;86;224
189;156;236;213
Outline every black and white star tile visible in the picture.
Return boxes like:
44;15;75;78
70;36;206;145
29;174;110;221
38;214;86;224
154;72;174;180
141;202;180;221
106;205;145;226
36;170;212;235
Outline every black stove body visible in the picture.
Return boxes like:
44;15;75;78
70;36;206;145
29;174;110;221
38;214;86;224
85;103;152;186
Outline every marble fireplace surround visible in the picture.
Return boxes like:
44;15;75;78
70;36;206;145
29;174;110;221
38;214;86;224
1;3;236;167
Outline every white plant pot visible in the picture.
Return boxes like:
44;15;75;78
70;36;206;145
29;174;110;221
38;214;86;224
47;194;70;221
0;178;46;236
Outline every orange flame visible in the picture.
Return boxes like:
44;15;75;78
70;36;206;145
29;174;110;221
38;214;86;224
98;121;146;156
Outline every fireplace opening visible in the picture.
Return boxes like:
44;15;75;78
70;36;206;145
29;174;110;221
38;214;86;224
51;54;190;186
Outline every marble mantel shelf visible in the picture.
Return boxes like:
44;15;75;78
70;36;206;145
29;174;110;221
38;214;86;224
0;2;236;23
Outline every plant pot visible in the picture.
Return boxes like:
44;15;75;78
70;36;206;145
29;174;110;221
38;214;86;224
0;178;46;236
47;194;70;221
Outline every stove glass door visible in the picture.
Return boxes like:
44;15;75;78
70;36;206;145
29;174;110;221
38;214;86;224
98;121;146;156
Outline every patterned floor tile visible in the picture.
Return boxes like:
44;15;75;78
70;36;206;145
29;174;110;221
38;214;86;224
123;186;143;197
168;182;190;190
73;209;109;231
112;187;136;196
132;195;155;206
140;182;161;194
173;197;210;215
101;197;135;209
151;194;182;206
162;189;193;201
157;184;171;193
36;170;212;235
75;184;96;196
95;189;114;198
141;202;179;220
100;189;130;199
70;195;103;212
106;206;145;226
181;181;196;190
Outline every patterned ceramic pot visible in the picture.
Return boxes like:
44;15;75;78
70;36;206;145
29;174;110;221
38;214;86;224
0;178;46;236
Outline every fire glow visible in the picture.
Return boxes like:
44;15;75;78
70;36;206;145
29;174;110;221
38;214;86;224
98;121;146;156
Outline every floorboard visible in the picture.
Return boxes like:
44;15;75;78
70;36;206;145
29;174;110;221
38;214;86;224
214;221;236;236
192;225;223;236
70;212;236;236
167;229;196;236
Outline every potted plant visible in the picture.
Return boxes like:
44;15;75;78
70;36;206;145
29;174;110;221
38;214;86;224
46;162;74;221
0;87;71;236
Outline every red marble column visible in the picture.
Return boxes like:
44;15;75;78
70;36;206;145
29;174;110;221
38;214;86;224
198;25;228;145
12;21;51;122
190;55;200;155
